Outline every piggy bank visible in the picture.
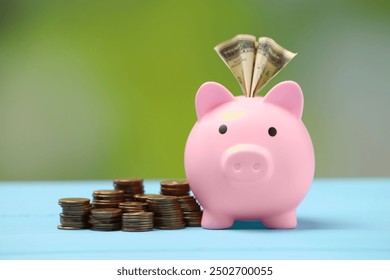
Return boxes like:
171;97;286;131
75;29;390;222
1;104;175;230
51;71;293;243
184;81;315;229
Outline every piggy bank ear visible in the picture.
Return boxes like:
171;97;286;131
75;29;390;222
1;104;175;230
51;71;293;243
263;81;304;119
195;82;235;119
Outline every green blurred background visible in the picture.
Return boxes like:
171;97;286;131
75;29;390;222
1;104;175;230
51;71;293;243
0;0;389;181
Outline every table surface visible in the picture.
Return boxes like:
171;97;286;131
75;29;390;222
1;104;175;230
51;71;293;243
0;179;389;260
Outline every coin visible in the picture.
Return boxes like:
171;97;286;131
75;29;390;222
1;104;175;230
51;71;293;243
134;194;164;203
147;195;178;202
90;208;122;218
59;215;89;221
114;178;143;185
59;198;90;206
122;212;153;218
92;197;124;202
57;225;86;230
160;180;189;187
90;224;122;231
154;224;186;230
60;221;89;227
122;228;152;232
61;204;92;209
118;202;148;212
61;211;91;216
94;190;124;196
89;217;121;224
92;201;120;208
160;180;190;196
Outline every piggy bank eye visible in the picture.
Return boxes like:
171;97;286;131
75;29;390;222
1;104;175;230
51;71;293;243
219;124;228;134
268;127;277;137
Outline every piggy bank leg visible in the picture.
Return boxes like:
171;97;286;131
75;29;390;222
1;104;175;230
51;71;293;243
201;211;234;229
262;210;297;229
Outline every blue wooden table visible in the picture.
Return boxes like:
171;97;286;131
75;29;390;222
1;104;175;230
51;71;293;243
0;179;389;260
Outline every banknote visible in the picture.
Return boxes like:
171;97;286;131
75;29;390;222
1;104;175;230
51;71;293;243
250;37;296;97
214;34;256;96
215;35;296;97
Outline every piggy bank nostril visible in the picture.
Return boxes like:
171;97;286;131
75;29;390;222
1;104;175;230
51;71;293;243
221;144;273;181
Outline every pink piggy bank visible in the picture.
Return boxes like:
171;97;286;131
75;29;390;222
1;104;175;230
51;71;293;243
184;81;315;229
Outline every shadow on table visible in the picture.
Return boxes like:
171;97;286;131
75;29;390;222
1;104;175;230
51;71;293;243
231;218;346;230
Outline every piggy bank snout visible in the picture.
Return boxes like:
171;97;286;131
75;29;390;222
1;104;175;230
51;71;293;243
221;144;273;183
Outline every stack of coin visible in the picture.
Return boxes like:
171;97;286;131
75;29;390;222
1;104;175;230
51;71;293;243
160;180;190;196
147;196;185;230
114;178;144;201
89;208;122;231
177;196;202;227
58;198;91;230
119;202;148;213
92;190;124;208
122;212;154;232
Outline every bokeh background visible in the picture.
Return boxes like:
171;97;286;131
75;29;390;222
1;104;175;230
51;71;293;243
0;0;389;181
